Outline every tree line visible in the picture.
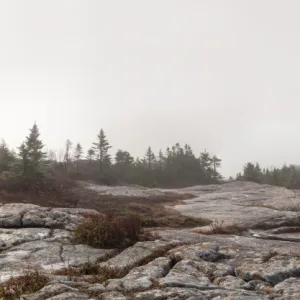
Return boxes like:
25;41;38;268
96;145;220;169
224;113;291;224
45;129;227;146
3;123;300;189
0;123;223;188
237;162;300;189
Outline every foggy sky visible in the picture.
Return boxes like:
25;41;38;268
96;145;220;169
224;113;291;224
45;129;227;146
0;0;299;177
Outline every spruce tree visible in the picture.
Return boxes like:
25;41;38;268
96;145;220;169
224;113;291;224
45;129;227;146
0;139;15;172
25;123;45;166
20;123;45;176
200;150;213;182
157;149;165;171
243;162;257;182
93;129;111;172
18;142;29;176
74;143;83;173
145;146;155;169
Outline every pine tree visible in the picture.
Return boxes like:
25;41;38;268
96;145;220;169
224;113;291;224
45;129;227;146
74;143;83;173
93;129;112;172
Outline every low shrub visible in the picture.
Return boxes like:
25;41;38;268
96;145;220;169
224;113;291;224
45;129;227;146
53;263;127;284
0;177;75;194
73;213;142;249
0;271;49;300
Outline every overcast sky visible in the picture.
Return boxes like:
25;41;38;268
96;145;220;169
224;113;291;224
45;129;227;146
1;1;300;177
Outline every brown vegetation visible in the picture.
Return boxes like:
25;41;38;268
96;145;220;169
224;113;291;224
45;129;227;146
0;178;210;228
53;262;127;284
75;189;211;228
72;213;143;249
0;271;49;300
0;177;77;207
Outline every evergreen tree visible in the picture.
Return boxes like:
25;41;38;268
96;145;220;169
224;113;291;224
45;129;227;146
254;163;262;183
145;146;155;169
18;142;29;176
74;143;83;173
200;150;214;183
242;162;258;182
26;123;45;166
157;149;165;171
0;139;15;172
93;129;112;172
19;123;45;177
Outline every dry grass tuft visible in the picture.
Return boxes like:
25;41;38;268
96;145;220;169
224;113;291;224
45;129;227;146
53;262;129;284
0;271;49;300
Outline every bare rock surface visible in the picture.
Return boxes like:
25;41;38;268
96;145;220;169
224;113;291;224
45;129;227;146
1;182;300;299
173;181;300;228
106;257;171;292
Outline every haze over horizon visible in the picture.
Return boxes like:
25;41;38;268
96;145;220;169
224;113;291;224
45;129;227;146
1;1;299;178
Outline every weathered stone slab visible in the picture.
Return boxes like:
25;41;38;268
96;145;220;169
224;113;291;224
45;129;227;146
173;182;300;229
159;260;215;290
100;291;131;300
235;258;300;285
100;240;179;273
273;277;300;299
135;287;268;300
20;283;78;300
61;244;116;267
106;257;171;292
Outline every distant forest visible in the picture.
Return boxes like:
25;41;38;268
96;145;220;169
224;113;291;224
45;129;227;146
236;162;300;189
0;123;222;188
0;123;299;189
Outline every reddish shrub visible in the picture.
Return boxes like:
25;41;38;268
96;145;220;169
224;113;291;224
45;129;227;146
73;213;142;249
0;271;49;299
